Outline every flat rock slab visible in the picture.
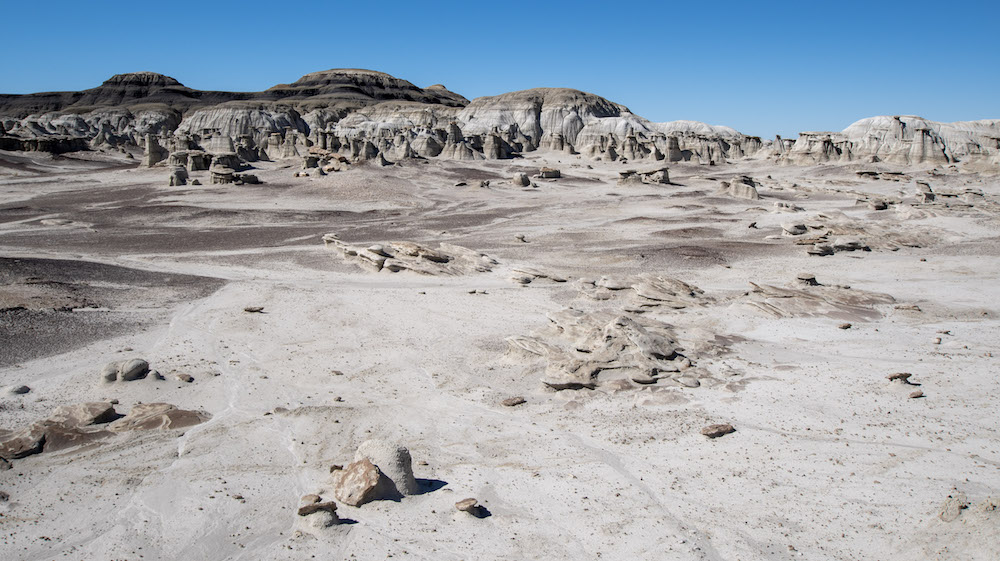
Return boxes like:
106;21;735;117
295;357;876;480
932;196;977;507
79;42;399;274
701;424;736;438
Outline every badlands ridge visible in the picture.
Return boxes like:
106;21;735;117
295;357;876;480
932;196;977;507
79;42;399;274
0;69;998;560
1;69;999;169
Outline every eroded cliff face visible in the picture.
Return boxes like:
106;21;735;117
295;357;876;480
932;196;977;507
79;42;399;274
311;86;764;165
1;70;996;170
774;116;1000;166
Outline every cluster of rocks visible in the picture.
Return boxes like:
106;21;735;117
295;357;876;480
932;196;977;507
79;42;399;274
0;401;209;462
296;439;419;529
101;358;155;382
323;236;498;276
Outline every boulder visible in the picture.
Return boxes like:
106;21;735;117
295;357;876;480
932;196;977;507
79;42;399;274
502;396;526;407
100;358;150;383
333;458;395;506
354;439;418;496
120;358;150;381
724;176;759;200
168;165;188;186
512;172;530;186
701;423;736;438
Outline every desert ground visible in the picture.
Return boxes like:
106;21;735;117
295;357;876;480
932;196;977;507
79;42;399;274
0;149;998;560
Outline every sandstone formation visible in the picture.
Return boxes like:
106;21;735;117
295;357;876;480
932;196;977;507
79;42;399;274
323;236;498;275
510;308;704;391
618;166;670;185
3;70;996;170
739;278;895;320
0;401;208;460
722;175;760;199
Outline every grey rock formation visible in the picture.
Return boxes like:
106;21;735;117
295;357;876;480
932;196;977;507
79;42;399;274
776;115;1000;166
723;176;760;199
101;358;150;382
618;166;670;185
353;439;418;496
2;69;996;169
140;134;168;167
324;236;498;275
168;165;188;186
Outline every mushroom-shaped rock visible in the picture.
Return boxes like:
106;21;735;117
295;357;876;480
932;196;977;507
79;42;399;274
297;500;339;517
297;496;340;528
796;273;819;286
354;439;418;496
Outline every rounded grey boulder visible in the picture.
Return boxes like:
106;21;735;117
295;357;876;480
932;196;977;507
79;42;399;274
353;439;418;496
101;362;120;383
120;359;150;381
100;358;151;383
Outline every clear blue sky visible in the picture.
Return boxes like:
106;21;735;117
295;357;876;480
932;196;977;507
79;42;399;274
1;0;996;138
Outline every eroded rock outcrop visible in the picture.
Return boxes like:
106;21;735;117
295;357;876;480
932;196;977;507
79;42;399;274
0;401;209;461
777;116;1000;166
4;70;996;168
323;236;498;275
738;275;895;320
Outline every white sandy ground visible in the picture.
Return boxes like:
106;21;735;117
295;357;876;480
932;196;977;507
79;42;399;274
0;150;998;560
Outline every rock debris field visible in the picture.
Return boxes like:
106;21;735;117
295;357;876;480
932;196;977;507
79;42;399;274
0;69;998;560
